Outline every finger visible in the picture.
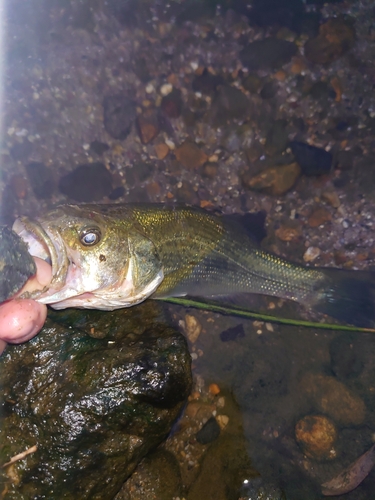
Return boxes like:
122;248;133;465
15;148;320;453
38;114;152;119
0;299;48;344
16;257;52;296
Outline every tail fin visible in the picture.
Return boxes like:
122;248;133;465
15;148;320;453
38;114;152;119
312;268;375;328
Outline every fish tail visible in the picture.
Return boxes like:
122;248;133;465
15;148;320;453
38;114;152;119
311;268;375;328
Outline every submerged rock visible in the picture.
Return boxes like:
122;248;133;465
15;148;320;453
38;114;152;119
103;94;137;140
0;226;36;302
59;162;113;201
239;38;297;71
0;303;192;499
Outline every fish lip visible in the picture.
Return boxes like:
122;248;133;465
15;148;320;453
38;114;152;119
12;216;68;298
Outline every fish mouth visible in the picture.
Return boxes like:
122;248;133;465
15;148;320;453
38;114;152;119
12;216;69;299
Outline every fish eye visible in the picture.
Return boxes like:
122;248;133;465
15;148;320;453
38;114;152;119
79;227;101;246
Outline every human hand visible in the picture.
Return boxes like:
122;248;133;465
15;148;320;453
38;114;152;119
0;258;52;354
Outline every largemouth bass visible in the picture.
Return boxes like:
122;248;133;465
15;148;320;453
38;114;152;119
12;203;375;327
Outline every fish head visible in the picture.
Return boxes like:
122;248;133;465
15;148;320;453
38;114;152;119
12;205;164;309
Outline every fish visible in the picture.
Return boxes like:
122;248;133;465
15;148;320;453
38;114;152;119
12;203;375;328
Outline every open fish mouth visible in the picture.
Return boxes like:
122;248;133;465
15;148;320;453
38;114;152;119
12;216;69;300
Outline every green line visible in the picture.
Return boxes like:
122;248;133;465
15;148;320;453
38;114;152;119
160;297;375;333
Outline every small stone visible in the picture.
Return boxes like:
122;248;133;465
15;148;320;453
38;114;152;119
308;207;332;228
160;83;173;96
208;383;220;396
299;373;366;426
201;162;218;179
154;143;169;160
175;141;208;170
275;224;301;242
183;314;202;343
242;162;301;196
290;141;332;176
220;324;245;342
322;190;341;208
216;414;229;430
103;95;137;140
9;174;28;199
295;415;338;461
89;140;110;156
108;186;125;200
196;417;221;445
59;162;113;202
303;246;321;262
304;18;355;65
160;88;183;119
136;108;160;144
192;68;223;95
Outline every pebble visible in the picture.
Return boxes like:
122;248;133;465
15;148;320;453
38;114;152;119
160;88;183;119
216;415;229;430
308;207;332;228
183;314;202;343
59;162;113;202
295;414;338;461
196;416;221;445
322;190;341;208
160;83;173;96
241;162;301;196
103;95;137;140
154;143;169;160
275;224;301;242
175;141;208;170
290;141;332;176
299;373;366;426
209;383;221;396
136;108;160;144
303;246;321;262
304;18;355;65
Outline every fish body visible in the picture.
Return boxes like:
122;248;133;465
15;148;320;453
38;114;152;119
12;203;375;327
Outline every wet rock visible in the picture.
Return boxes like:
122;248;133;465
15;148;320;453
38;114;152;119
303;246;320;262
187;435;255;500
221;123;254;152
304;18;356;65
220;324;245;342
209;84;251;126
89;140;110;156
0;303;192;499
103;94;137;140
9;174;28;199
265;119;289;155
289;141;332;176
299;373;366;426
115;449;182;500
0;226;36;302
25;162;55;199
260;81;279;100
242;73;263;94
154;142;169;160
321;190;341;208
308;207;332;227
239;38;297;71
308;80;336;101
59;162;113;202
160;87;183;119
196;417;221;445
275;224;301;242
242;162;301;196
136;108;160;144
295;415;338;461
192;68;224;95
329;334;365;380
175;141;208;170
10;140;32;162
201;162;218;179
